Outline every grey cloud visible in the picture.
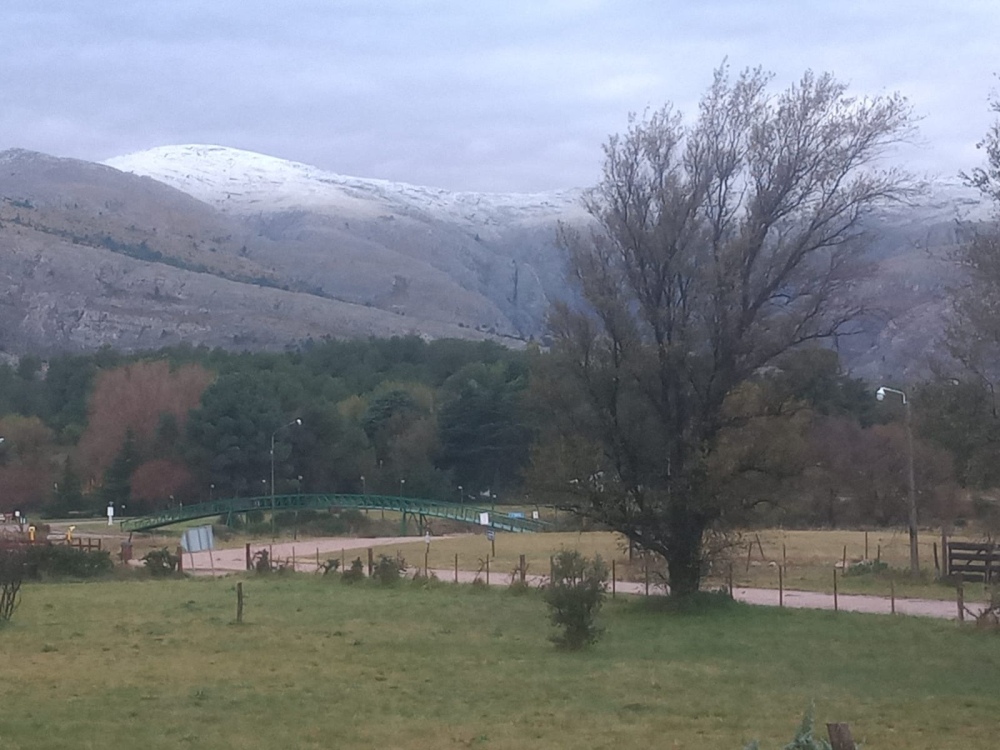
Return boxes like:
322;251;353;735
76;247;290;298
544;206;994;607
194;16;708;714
1;0;998;192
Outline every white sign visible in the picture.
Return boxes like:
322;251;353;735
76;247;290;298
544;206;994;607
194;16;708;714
532;510;539;520
478;512;490;526
180;525;215;553
107;504;114;526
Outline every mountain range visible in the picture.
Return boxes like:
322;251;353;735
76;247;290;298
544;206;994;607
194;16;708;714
0;144;989;381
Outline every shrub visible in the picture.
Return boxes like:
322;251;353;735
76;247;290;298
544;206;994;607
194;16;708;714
543;550;608;650
843;559;888;577
341;557;365;584
0;545;26;622
142;548;180;577
743;706;837;750
319;558;341;575
372;554;405;585
24;545;114;579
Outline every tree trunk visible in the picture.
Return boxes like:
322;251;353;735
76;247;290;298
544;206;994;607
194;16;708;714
665;506;706;597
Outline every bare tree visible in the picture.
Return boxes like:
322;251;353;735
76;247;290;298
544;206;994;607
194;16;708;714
0;542;26;623
947;91;1000;383
541;65;916;596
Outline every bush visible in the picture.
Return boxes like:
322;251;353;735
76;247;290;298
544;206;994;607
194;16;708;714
341;557;365;584
25;545;114;579
319;558;341;575
142;548;180;577
543;550;608;650
372;554;405;585
0;545;26;622
843;558;889;577
743;706;837;750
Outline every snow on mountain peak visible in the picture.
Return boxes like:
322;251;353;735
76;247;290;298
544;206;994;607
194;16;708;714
104;144;586;226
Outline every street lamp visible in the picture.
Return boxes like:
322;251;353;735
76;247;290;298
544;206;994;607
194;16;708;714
457;485;463;506
271;418;302;539
876;386;919;574
399;478;406;497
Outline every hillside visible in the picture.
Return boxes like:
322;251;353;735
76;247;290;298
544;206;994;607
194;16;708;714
0;144;989;380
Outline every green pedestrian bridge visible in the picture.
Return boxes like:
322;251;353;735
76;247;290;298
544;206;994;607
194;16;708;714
119;493;549;534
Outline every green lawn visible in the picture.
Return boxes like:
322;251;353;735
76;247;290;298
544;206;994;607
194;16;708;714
0;575;997;749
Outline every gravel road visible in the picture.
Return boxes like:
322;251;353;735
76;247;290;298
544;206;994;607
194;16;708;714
176;535;965;621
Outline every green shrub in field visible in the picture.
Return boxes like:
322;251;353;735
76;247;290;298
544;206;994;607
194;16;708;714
372;554;405;585
544;550;608;650
142;548;180;577
341;557;365;584
24;545;113;579
743;706;838;750
843;559;888;577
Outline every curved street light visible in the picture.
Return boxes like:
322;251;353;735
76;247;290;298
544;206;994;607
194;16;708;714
271;418;302;539
876;386;918;574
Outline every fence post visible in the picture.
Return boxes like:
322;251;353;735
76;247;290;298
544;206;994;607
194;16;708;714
236;582;244;624
779;565;784;608
826;723;855;750
644;558;650;596
367;548;374;577
890;579;896;615
957;580;965;622
454;553;459;583
519;554;526;584
864;531;869;560
176;545;184;573
833;568;838;612
727;562;734;600
942;528;949;577
245;543;251;571
611;559;616;599
486;556;490;586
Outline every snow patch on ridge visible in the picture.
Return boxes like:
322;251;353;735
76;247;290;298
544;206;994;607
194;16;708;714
104;145;588;227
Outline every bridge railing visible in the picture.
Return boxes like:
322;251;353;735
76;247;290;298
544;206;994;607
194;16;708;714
120;493;550;533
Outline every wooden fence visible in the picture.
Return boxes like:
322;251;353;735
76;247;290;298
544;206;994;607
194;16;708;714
947;541;998;582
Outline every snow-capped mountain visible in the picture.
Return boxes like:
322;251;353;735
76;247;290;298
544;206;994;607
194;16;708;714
101;145;589;343
0;144;988;381
104;144;588;230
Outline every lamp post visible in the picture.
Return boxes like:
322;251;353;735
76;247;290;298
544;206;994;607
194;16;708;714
399;478;406;497
457;485;463;506
270;418;302;539
876;386;918;574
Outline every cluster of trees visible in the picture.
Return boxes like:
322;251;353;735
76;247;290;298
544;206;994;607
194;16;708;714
0;338;534;518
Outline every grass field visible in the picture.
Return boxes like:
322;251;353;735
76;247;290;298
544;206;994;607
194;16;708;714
1;575;997;749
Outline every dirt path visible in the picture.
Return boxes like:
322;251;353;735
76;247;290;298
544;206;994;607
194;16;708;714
175;535;965;621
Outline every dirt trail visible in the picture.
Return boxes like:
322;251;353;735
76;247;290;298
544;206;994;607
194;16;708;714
176;535;964;621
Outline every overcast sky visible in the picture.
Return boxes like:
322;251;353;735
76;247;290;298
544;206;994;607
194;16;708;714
2;1;997;193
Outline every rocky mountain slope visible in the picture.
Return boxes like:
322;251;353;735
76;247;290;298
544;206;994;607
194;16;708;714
0;144;989;380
